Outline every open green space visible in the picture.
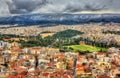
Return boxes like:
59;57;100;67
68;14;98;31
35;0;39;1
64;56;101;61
64;45;107;52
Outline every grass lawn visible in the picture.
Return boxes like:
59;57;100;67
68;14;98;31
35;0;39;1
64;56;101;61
65;45;106;52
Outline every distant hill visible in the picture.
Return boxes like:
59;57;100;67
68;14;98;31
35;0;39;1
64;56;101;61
53;29;83;38
0;13;120;26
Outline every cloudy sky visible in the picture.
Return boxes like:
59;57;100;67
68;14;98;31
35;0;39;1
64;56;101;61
0;0;120;16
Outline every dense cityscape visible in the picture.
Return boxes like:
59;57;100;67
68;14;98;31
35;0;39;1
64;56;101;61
0;23;119;78
0;0;120;78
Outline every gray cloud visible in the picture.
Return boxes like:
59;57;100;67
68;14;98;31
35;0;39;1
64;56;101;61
0;0;11;15
0;0;120;15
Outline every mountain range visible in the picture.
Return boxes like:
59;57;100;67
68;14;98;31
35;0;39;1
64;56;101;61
0;13;120;26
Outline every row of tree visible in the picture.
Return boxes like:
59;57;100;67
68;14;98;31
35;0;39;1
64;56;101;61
1;29;119;49
103;30;120;35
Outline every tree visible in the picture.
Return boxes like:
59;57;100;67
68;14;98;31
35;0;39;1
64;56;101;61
69;47;74;50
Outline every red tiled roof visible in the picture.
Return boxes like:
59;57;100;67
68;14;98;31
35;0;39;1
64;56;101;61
77;56;86;60
64;70;73;75
76;64;82;68
11;65;17;69
7;74;26;78
32;47;41;50
50;73;57;78
52;70;63;77
84;67;91;72
18;59;27;63
89;58;94;60
3;38;11;41
47;62;54;67
0;48;3;51
7;75;14;78
76;68;84;71
56;54;65;58
97;52;105;55
13;47;22;51
17;75;26;78
42;72;49;76
97;76;111;78
63;74;73;78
